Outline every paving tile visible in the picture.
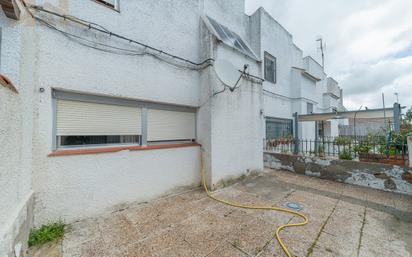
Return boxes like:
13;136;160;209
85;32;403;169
63;218;102;249
308;245;337;257
175;209;237;254
59;170;412;257
358;208;410;257
365;189;397;209
257;240;289;257
391;193;412;212
98;213;143;248
63;237;110;257
341;183;370;201
207;242;249;257
227;214;276;255
116;227;191;257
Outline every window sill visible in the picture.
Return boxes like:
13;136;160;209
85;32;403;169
48;143;201;157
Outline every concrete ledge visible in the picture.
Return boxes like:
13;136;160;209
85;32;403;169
0;192;34;257
264;152;412;195
49;143;201;157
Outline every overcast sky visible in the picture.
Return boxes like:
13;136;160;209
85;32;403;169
245;0;412;111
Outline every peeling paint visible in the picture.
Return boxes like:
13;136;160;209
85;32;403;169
264;153;412;195
314;158;331;166
305;170;321;177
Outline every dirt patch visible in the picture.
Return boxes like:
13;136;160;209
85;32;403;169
28;240;62;257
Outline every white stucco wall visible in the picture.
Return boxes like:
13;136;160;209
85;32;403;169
30;0;207;225
0;3;35;256
1;0;345;232
249;8;339;142
209;47;263;184
34;146;201;225
199;5;264;185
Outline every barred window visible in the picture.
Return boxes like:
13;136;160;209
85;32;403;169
264;52;276;84
266;118;293;139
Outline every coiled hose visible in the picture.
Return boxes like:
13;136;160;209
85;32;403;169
200;152;308;257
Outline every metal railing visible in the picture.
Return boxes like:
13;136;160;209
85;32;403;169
264;135;409;165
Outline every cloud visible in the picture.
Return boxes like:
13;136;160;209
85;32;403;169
245;0;412;110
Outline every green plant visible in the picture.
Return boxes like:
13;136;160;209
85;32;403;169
354;141;372;154
404;107;412;124
333;136;352;146
339;150;353;160
28;221;65;247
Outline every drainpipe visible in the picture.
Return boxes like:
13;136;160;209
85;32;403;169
353;105;363;139
408;136;412;168
293;112;299;154
393;103;401;134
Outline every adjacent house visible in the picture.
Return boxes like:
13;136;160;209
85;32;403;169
0;0;345;256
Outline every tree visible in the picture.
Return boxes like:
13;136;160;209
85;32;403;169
404;107;412;124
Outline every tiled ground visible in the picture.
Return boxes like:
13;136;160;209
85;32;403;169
59;169;411;257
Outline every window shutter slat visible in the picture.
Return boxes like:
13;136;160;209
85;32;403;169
56;100;141;136
148;109;195;141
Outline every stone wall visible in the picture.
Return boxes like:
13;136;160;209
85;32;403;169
264;152;412;195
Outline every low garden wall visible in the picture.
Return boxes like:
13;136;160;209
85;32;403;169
264;152;412;195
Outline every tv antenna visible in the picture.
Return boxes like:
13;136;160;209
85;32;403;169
316;37;326;68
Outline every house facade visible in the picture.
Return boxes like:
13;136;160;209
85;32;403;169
0;0;344;256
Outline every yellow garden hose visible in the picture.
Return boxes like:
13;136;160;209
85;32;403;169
200;152;308;257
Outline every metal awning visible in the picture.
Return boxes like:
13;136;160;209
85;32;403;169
298;108;394;122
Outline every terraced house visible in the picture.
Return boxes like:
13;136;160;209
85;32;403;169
0;0;345;256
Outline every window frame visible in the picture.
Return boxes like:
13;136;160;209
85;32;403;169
57;135;141;149
307;102;314;114
265;117;293;140
52;90;197;150
264;51;276;84
92;0;120;12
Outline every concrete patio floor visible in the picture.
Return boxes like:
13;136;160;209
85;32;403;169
57;169;411;257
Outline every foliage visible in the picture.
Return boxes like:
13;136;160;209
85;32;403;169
333;136;352;146
28;222;65;247
339;150;353;160
404;107;412;124
353;141;372;154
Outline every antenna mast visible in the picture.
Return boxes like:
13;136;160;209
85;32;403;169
316;37;325;68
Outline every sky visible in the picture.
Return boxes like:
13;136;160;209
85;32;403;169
245;0;412;111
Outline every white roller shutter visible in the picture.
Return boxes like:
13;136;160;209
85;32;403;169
148;109;195;141
56;99;141;136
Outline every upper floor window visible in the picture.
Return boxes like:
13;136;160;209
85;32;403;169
93;0;120;11
307;102;314;114
264;52;276;84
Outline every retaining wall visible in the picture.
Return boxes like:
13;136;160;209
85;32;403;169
264;152;412;195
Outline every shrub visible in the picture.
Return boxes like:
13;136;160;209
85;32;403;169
333;136;352;146
339;150;353;160
28;221;65;247
354;141;372;154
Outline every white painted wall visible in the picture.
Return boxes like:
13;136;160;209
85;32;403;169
34;147;201;225
209;46;263;185
30;0;206;225
0;0;346;233
0;3;34;256
249;8;343;142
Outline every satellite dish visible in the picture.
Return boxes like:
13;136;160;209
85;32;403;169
214;59;240;87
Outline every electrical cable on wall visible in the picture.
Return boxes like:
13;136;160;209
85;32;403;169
22;3;214;71
19;0;264;107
